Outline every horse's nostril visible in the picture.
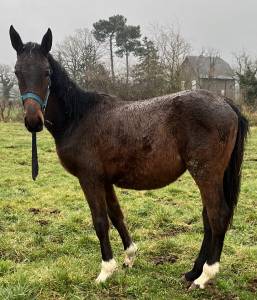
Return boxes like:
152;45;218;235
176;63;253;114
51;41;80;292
24;116;43;132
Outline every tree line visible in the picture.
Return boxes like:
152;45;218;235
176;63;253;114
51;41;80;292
1;14;257;121
54;16;190;101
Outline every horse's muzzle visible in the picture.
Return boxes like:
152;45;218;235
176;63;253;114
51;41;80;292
24;116;43;132
23;100;44;132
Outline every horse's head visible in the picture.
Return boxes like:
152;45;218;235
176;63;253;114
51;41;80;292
9;26;52;132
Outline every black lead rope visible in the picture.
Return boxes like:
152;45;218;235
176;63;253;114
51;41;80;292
32;132;39;180
21;81;51;181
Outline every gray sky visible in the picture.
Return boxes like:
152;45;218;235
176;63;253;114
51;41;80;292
1;0;257;66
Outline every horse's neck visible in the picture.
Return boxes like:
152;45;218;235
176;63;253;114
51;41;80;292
45;56;112;140
44;94;69;140
45;59;79;139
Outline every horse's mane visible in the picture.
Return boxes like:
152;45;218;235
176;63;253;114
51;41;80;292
47;54;103;123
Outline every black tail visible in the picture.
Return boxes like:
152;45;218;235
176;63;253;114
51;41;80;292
223;100;249;225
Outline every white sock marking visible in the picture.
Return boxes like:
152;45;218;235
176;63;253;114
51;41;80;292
95;258;117;283
124;242;138;267
194;262;220;289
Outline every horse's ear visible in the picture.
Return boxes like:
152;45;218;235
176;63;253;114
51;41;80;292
40;28;52;55
9;25;24;54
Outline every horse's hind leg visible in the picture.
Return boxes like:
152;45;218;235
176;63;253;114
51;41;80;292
190;180;230;289
105;184;137;267
185;207;212;282
79;178;117;283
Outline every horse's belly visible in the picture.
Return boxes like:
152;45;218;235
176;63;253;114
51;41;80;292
112;152;186;190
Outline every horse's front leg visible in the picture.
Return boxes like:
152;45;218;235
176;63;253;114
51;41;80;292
79;177;117;283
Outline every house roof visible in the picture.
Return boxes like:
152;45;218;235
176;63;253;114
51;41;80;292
185;55;235;80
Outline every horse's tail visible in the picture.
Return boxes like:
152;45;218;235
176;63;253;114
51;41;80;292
223;99;249;225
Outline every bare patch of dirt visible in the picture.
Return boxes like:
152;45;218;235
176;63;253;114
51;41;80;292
152;254;178;265
50;236;64;244
159;225;191;237
28;208;41;214
37;219;50;226
184;280;239;299
186;219;195;225
28;207;61;215
204;283;239;300
49;208;61;214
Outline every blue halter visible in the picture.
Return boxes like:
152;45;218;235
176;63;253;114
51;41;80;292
20;82;51;112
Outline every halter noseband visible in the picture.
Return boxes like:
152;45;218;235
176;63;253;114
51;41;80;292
20;80;51;112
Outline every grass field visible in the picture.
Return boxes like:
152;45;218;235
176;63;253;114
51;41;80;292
0;123;256;300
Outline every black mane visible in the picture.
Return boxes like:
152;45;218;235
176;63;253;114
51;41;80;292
47;54;103;123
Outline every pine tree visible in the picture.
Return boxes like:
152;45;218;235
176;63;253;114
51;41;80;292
93;15;126;82
133;37;165;98
237;66;257;107
116;25;141;85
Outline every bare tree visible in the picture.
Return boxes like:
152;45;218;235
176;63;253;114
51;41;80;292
233;51;257;76
0;64;16;121
0;64;15;98
150;24;191;93
55;28;108;89
0;97;15;122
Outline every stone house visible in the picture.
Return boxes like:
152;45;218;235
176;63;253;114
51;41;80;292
180;55;236;100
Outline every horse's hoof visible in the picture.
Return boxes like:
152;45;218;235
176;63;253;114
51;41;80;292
123;256;135;268
188;283;201;291
183;275;188;282
95;258;117;284
181;275;192;289
122;262;130;268
123;257;135;268
188;282;204;290
183;273;192;283
123;242;137;268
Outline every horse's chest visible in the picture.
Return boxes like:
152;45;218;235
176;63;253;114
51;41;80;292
56;146;79;177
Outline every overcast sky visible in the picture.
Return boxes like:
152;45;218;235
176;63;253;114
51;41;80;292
1;0;257;67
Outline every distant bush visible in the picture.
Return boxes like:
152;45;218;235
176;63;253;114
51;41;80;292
241;105;257;126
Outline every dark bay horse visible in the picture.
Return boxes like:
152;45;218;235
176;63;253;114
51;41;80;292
10;26;249;289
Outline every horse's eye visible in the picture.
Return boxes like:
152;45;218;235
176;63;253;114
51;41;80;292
45;70;50;77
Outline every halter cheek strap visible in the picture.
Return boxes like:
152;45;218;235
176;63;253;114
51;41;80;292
20;80;51;112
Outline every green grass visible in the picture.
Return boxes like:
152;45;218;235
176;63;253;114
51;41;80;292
0;123;256;300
